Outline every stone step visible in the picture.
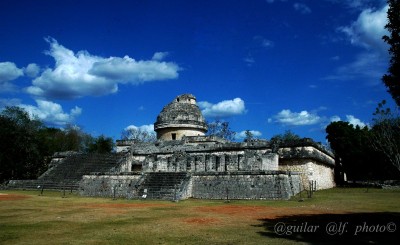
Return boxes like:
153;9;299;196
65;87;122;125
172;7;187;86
139;172;191;200
38;153;124;184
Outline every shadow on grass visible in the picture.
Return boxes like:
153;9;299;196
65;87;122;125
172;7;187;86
256;212;400;244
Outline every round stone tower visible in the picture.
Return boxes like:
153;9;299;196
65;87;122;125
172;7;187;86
154;94;208;140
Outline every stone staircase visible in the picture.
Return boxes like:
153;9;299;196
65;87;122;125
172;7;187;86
39;153;122;185
139;172;191;200
7;153;124;190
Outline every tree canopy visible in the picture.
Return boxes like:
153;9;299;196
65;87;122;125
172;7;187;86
371;100;400;172
270;130;301;152
382;0;400;106
0;107;44;181
206;120;236;141
0;106;114;183
326;120;399;181
121;127;156;142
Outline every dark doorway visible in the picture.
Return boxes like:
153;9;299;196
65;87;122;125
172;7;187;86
131;164;142;172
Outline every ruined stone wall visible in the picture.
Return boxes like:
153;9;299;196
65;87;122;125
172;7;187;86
116;140;134;153
129;155;146;172
192;172;300;200
308;161;335;190
116;153;136;172
279;159;335;190
79;171;300;200
79;174;143;198
278;146;335;166
135;151;278;173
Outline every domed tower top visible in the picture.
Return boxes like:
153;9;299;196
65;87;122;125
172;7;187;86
154;94;208;140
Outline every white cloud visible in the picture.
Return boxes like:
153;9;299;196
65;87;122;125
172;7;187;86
20;99;82;126
340;5;389;52
329;0;386;11
236;130;262;140
123;124;156;141
269;109;322;126
0;98;21;108
327;4;389;84
24;63;40;78
0;82;17;93
0;62;23;82
125;124;154;133
0;62;23;92
325;52;387;84
293;3;312;14
327;115;368;128
345;115;368;128
26;37;181;99
152;52;169;61
198;98;247;118
90;56;180;82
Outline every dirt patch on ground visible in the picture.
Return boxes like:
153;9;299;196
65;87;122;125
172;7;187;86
197;205;274;214
0;193;31;201
77;203;177;216
182;217;220;225
85;203;176;209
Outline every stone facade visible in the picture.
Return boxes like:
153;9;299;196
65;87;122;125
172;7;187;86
277;144;335;189
191;171;301;200
80;174;142;198
124;140;280;173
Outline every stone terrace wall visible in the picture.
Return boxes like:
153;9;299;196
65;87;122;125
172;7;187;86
79;171;301;200
134;151;279;173
79;174;143;198
279;159;335;190
308;161;335;189
192;171;300;200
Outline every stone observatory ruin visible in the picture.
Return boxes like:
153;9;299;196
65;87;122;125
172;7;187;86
80;94;335;200
154;93;208;141
8;94;335;200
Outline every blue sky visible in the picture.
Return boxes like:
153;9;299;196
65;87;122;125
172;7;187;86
0;0;395;143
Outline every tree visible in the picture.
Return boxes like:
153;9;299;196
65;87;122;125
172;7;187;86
326;121;373;181
0;106;117;183
36;127;67;174
0;107;44;182
382;0;400;106
121;127;156;142
0;106;43;132
270;130;301;152
88;135;114;153
244;130;254;142
371;100;400;172
206;120;236;141
55;125;104;153
326;120;397;181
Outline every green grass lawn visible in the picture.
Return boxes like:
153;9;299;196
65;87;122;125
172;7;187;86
0;188;399;245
